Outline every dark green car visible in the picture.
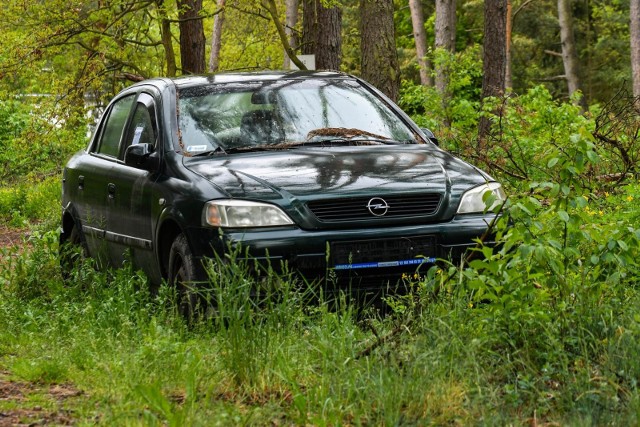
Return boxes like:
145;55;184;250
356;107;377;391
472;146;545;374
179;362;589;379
61;71;505;293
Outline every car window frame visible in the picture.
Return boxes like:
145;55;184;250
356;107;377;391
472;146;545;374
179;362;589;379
89;90;161;163
119;92;159;160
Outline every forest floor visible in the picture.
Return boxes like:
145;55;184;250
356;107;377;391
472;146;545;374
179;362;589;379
0;370;81;426
0;227;26;248
0;227;81;426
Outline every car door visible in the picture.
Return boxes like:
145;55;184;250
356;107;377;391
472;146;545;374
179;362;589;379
78;93;137;267
104;92;161;273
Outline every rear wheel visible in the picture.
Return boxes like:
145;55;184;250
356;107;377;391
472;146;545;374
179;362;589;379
168;233;208;319
59;223;88;281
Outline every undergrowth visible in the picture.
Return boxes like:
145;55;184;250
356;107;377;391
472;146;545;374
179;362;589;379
1;178;640;425
0;75;639;425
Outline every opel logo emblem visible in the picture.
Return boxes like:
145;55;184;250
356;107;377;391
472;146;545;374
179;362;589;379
367;197;390;216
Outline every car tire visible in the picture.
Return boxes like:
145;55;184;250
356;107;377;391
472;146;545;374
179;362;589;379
59;223;88;282
168;233;208;319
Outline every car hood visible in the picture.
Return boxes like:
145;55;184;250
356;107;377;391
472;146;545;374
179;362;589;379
184;145;490;203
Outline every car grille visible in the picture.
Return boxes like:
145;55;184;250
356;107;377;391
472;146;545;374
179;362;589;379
307;194;442;222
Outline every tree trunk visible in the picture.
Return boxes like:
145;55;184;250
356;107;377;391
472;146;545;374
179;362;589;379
301;0;341;70
177;0;205;74
409;0;432;86
505;0;512;90
263;0;307;70
301;0;315;55
631;0;640;98
316;6;341;70
360;0;400;102
157;0;177;77
434;0;456;96
283;0;299;69
208;0;226;73
478;0;507;142
557;0;587;110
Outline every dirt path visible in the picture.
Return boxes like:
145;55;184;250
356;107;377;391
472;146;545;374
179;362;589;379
0;371;81;426
0;227;27;248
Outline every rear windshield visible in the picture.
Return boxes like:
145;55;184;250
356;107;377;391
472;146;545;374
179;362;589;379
176;78;416;154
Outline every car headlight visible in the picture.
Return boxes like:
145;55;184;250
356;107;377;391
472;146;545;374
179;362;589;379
456;182;506;214
204;200;294;228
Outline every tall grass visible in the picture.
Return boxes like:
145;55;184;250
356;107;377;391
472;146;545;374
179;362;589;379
2;184;640;426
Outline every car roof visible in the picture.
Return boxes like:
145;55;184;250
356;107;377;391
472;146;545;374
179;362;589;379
131;70;353;92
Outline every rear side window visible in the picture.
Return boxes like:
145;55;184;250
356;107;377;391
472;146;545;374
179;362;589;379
96;95;135;157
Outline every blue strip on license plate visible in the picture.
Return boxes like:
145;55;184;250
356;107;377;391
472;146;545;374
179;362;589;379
333;257;436;270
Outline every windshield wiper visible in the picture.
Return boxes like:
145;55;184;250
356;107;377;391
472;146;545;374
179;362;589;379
189;138;412;157
190;145;264;156
190;146;226;157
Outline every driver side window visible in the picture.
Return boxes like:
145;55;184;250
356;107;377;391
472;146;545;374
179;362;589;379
124;101;158;155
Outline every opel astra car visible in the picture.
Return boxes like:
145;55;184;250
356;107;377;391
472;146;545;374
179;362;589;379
60;71;505;296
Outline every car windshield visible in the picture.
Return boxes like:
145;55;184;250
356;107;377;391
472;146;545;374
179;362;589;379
177;78;417;154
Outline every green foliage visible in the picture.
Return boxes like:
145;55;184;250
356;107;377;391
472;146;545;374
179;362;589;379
0;97;87;186
0;177;61;227
399;46;483;140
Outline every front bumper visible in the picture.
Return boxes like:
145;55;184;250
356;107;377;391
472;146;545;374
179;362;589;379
185;214;496;287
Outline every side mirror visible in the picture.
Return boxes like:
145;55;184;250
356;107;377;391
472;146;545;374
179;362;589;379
421;128;439;146
125;143;159;171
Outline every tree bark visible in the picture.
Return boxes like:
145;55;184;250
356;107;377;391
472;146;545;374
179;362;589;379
177;0;205;74
557;0;586;110
316;5;341;70
505;0;512;90
301;0;315;55
301;0;341;70
478;0;507;142
157;0;177;77
409;0;432;86
208;0;226;73
435;0;456;96
360;0;400;101
631;0;640;98
283;0;299;69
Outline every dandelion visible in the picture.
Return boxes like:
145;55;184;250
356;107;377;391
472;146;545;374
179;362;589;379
627;195;634;202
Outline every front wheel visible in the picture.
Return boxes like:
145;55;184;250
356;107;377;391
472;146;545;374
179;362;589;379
168;233;208;319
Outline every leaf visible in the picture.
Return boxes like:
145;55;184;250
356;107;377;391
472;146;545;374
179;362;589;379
586;150;599;163
547;157;559;168
557;210;570;222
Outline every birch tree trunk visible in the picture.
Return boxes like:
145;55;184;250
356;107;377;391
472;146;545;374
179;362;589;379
631;0;640;98
557;0;587;110
208;0;226;73
282;0;299;69
409;0;432;86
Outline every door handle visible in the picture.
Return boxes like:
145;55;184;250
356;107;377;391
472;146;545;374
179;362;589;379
78;175;84;190
107;183;116;199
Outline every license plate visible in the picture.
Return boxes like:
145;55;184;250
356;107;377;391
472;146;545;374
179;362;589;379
331;236;436;270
